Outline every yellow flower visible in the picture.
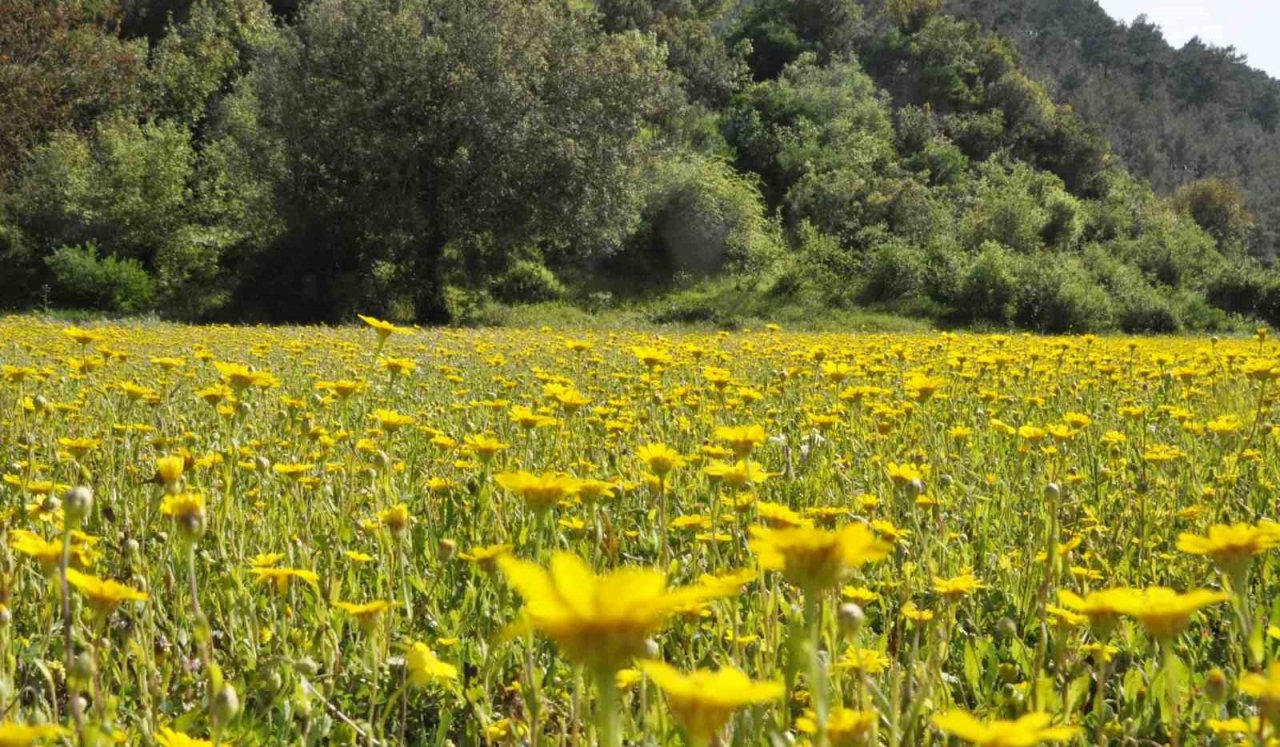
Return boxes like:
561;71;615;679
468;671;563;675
160;492;208;541
334;600;392;631
372;408;415;432
837;647;891;675
1116;587;1230;639
358;314;408;338
749;523;890;592
250;553;284;568
841;586;879;604
931;711;1081;746
0;723;70;746
885;462;922;487
64;568;148;615
632;346;672;368
155;455;185;490
1056;588;1134;638
639;661;782;745
380;357;417;375
497;552;728;671
273;463;315;481
63;326;102;346
10;530;68;572
153;727;212;747
493;471;579;513
1177;522;1280;576
58;437;100;458
637;444;685;477
574;478;616;504
1045;605;1088;628
251;567;320;594
703;460;772;489
714;424;767;457
901;601;934;623
459;544;513;572
904;373;945;401
758;501;806;529
933;573;984;600
797;708;877;746
405;641;457;685
462;434;509;461
378;504;411;535
214;361;277;390
1240;662;1280;720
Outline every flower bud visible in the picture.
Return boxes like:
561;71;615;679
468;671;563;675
837;603;864;637
63;486;93;524
1044;482;1061;501
214;682;241;724
439;538;457;561
71;652;95;683
1205;668;1229;703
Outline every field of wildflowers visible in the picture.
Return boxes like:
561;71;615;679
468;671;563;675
2;315;1280;746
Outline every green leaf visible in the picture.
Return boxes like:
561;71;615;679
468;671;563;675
1066;673;1093;714
963;640;982;695
1250;617;1266;667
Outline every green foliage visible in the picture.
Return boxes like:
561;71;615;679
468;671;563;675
730;0;864;80
949;0;1280;259
858;241;927;303
636;155;783;279
953;241;1019;324
0;0;1270;333
1010;256;1113;332
44;243;156;312
147;0;274;125
885;0;944;33
1173;178;1255;255
0;0;146;187
491;260;567;305
232;0;675;322
8;116;229;317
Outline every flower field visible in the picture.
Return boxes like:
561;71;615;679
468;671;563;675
3;315;1280;746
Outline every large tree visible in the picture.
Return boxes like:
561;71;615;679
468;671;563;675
233;0;675;321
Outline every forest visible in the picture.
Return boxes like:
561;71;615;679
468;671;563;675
3;0;1280;332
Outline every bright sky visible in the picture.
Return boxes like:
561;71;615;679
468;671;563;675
1096;0;1280;78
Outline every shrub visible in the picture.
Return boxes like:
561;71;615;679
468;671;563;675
491;260;566;304
859;241;926;302
1111;273;1179;333
642;155;783;278
1013;257;1114;332
953;241;1018;324
1205;263;1267;315
44;243;156;313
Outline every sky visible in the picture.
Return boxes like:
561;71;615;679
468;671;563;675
1096;0;1280;78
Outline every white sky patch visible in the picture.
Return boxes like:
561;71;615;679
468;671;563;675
1095;0;1280;78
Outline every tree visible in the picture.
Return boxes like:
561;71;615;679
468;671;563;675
1173;178;1255;255
0;0;145;187
233;0;675;321
730;0;864;80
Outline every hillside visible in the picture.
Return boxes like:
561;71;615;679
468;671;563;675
945;0;1280;260
1;0;1278;331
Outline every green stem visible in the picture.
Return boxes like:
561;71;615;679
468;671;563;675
804;590;827;747
594;668;621;747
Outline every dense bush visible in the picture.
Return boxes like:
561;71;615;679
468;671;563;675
44;243;156;312
491;260;566;305
953;242;1019;324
